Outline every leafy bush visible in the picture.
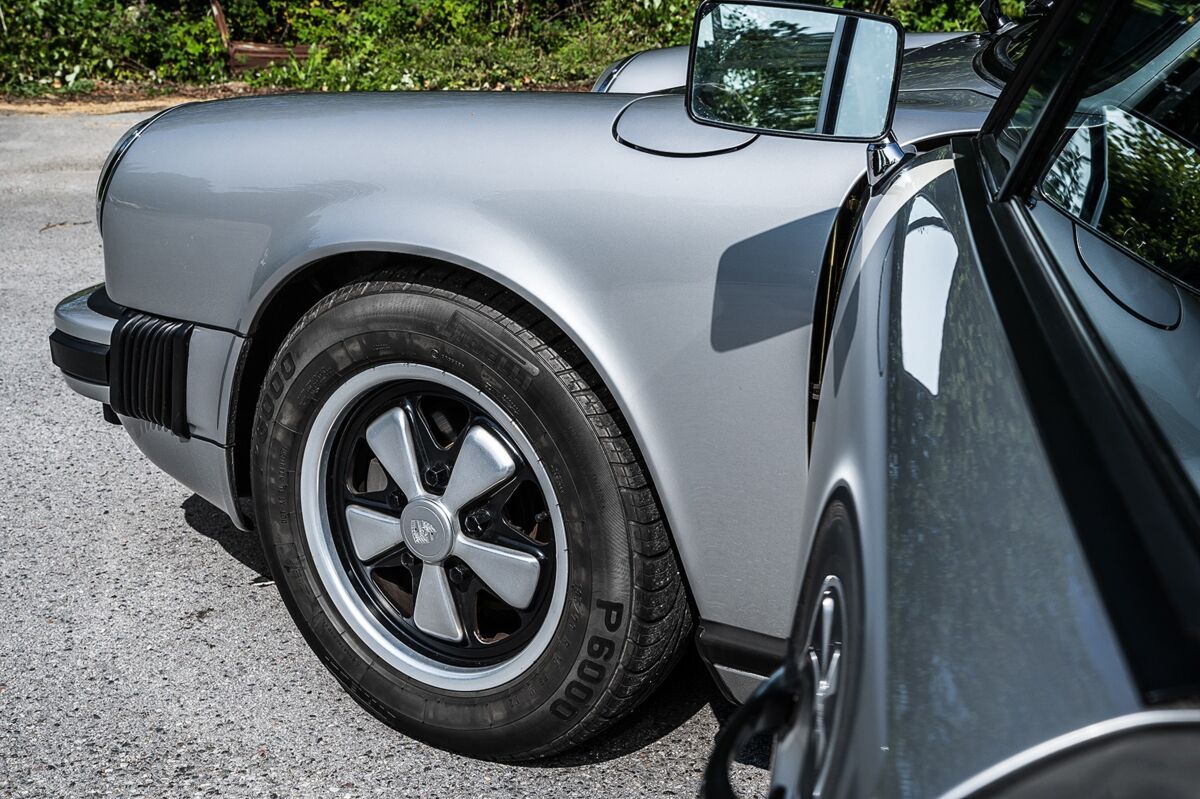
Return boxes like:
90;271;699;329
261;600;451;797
835;0;1023;32
0;1;225;93
231;0;698;91
0;1;1019;95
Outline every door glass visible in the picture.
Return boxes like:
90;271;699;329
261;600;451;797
987;1;1099;182
1033;2;1200;491
1042;18;1200;289
989;1;1200;186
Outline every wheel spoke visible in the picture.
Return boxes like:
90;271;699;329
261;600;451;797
413;563;464;642
823;649;842;698
439;426;518;514
343;488;393;514
344;505;407;562
365;408;427;502
820;594;834;670
452;535;540;609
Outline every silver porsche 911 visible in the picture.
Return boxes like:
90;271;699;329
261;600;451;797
49;0;1200;771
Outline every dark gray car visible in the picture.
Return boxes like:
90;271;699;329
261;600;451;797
699;0;1200;796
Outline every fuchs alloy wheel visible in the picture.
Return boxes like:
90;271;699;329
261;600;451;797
305;367;568;689
768;501;862;799
251;267;692;760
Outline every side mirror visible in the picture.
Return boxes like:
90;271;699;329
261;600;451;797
687;0;903;141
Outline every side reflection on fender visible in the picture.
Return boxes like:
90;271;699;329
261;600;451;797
899;196;959;395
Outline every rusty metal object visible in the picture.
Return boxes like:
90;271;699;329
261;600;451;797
210;1;313;73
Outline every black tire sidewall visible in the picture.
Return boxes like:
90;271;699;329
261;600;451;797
787;498;864;797
251;284;636;758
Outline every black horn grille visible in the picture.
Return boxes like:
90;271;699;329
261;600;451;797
109;312;192;437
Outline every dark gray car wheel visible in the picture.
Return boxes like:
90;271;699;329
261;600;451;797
250;266;692;760
703;499;862;798
770;500;863;798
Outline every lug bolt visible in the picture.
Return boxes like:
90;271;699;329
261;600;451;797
424;463;451;488
387;490;405;510
464;509;492;535
448;564;469;584
399;551;414;568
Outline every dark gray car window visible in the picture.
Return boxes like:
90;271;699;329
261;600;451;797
1032;4;1200;493
991;2;1200;187
1041;17;1200;289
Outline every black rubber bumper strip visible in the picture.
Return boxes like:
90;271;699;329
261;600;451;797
49;329;109;386
696;620;788;677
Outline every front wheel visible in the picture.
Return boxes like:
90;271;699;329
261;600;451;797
250;268;691;759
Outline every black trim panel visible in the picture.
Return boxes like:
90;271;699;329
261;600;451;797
109;312;193;438
48;330;108;385
86;285;127;319
696;620;788;677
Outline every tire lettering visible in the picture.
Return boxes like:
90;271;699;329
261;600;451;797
596;599;624;633
565;681;593;703
586;635;615;662
550;699;576;720
577;660;604;684
549;599;625;721
256;353;297;441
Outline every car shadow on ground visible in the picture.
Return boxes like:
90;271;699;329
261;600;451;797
182;494;271;579
530;650;772;770
182;493;771;771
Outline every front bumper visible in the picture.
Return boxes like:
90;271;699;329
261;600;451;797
48;284;123;405
51;284;193;435
50;284;251;530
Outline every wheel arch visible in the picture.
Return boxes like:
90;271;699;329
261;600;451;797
230;246;605;495
227;246;695;607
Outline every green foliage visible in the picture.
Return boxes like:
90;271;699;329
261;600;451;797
1101;114;1200;285
231;0;696;91
835;0;1023;32
1043;107;1200;289
0;1;1018;95
0;1;225;92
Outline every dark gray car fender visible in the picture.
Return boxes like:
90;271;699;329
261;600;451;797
801;147;1140;798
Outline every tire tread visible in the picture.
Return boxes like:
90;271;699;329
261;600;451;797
263;263;693;759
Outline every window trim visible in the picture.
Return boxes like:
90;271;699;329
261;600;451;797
978;0;1130;200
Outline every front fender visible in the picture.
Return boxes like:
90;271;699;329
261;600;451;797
97;89;971;639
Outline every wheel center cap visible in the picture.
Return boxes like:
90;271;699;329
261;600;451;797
399;498;454;562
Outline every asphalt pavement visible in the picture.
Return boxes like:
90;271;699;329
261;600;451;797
0;110;769;798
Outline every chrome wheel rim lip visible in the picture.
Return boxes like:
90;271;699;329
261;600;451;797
770;574;847;799
805;575;845;798
299;362;568;691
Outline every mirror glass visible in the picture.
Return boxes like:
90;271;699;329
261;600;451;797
689;2;901;139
